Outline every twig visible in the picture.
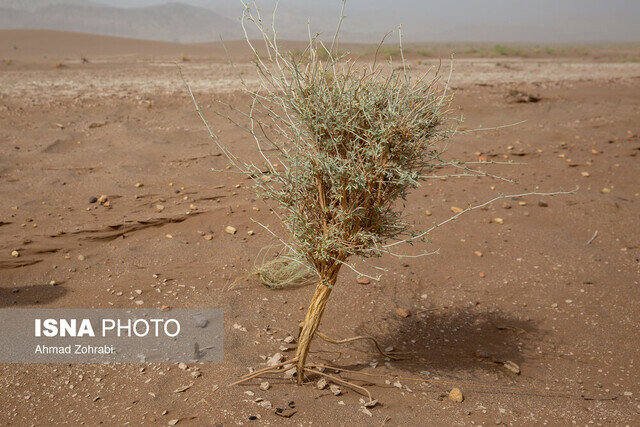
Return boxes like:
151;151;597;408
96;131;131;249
586;230;598;245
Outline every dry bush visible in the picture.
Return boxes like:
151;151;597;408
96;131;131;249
180;0;572;388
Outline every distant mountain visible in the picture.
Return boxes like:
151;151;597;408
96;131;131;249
0;2;242;43
0;0;638;43
0;0;91;11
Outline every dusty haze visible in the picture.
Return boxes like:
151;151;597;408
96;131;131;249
1;0;639;43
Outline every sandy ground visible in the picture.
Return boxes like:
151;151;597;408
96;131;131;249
1;30;639;425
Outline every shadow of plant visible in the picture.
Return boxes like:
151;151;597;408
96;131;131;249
0;284;68;307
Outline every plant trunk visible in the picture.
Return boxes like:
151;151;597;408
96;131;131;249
295;275;336;384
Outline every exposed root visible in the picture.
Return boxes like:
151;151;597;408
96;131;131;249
306;363;575;398
315;330;401;360
228;357;298;387
303;367;374;403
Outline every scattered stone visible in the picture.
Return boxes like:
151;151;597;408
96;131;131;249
247;230;255;236
493;218;504;224
259;400;272;409
178;362;188;370
360;407;373;416
449;388;464;402
395;308;411;318
274;408;296;418
89;121;107;129
581;171;590;177
190;371;201;379
259;381;270;391
49;280;57;286
503;360;521;374
317;378;327;390
248;415;257;421
97;195;108;204
173;383;193;393
89;196;98;203
11;250;19;257
168;419;179;426
244;390;255;396
479;272;486;278
77;254;85;261
601;188;611;194
225;226;237;235
203;234;213;241
135;182;143;188
450;206;464;214
266;353;284;367
155;204;165;213
538;200;548;207
283;367;296;379
357;277;370;285
189;204;197;210
165;234;173;239
329;384;342;396
474;251;483;257
283;335;295;344
363;399;378;408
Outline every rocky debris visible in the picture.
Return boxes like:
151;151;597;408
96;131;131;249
581;171;590;177
168;419;179;426
317;378;327;390
538;200;548;207
259;381;270;391
283;367;296;379
259;400;272;409
178;363;187;370
360;407;373;416
89;196;98;203
492;218;504;225
474;251;483;257
266;353;284;367
173;382;193;393
247;230;255;236
450;206;464;214
11;250;19;257
225;226;237;235
502;360;521;374
357;277;370;285
274;408;296;418
135;182;143;188
395;308;411;318
77;254;85;261
360;398;379;408
329;384;342;396
49;280;57;286
155;204;165;212
283;335;295;344
449;387;464;402
97;195;108;204
424;209;432;216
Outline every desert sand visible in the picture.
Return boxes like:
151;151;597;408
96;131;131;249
1;30;639;425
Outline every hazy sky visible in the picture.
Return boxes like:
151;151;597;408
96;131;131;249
94;0;640;42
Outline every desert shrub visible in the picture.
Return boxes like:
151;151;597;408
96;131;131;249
180;0;571;386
